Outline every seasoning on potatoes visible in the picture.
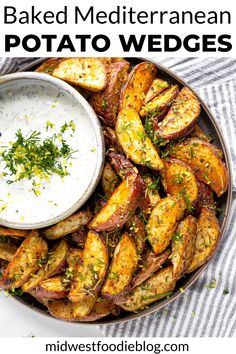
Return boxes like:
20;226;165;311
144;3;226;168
170;138;228;196
146;196;185;255
121;266;175;312
187;207;220;273
52;58;107;92
157;87;201;141
101;163;119;199
171;216;197;280
0;240;18;262
69;231;108;303
119;62;157;112
116;108;164;170
144;78;170;104
89;172;143;233
102;232;138;304
0;231;48;289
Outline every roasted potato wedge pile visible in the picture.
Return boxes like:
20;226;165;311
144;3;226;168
0;57;228;322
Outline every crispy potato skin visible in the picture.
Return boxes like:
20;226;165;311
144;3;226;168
0;227;29;238
102;232;138;303
146;197;185;255
36;275;68;300
187;208;220;273
116;108;164;170
125;214;146;255
0;241;18;262
131;248;171;289
195;181;215;215
101;163;119;198
91;61;130;127
22;239;68;292
157;87;201;141
119;62;157;112
52;58;107;92
140;85;179;120
108;152;135;179
144;78;170;104
35;58;66;74
69;231;109;303
121;266;175;312
171;216;197;280
89;172;142;233
103;126;124;153
170;138;228;196
161;158;198;207
43;210;92;240
0;231;48;289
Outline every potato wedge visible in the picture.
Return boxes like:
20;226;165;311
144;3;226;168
144;78;170;104
0;231;48;289
22;239;68;292
146;197;185;254
89;172;142;232
91;61;130;127
171;216;197;280
102;232;138;303
35;58;65;74
69;228;87;248
140;85;179;119
67;248;83;269
125;214;146;255
119;62;157;112
52;58;107;92
170;138;228;196
116;108;164;170
47;300;77;322
0;227;29;238
195;181;215;215
73;296;97;318
131;248;171;289
142;174;161;207
101;163;119;198
79;298;117;322
43;209;92;240
36;275;68;300
161;158;198;207
187;207;220;273
108;152;135;179
121;266;175;312
190;124;211;142
157;87;201;141
0;241;18;262
69;231;108;303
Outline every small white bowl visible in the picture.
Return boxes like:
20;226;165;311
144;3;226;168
0;72;105;229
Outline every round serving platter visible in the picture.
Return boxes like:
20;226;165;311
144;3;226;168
5;57;233;325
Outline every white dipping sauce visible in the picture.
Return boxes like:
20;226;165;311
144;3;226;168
0;76;101;228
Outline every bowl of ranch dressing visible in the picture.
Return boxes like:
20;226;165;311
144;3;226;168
0;72;105;229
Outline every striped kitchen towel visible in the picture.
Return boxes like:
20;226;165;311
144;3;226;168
1;57;236;337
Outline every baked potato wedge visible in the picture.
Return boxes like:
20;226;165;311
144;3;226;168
119;62;157;112
69;231;108;303
116;108;164;170
121;266;175;312
102;232;138;303
170;138;228;196
101;163;119;198
35;58;65;74
141;174;161;207
47;300;77;322
52;58;107;92
108;152;135;179
89;172;142;232
79;298;117;322
190;124;211;142
0;240;18;261
171;216;197;280
0;227;29;238
22;239;68;292
157;87;201;141
195;181;215;215
69;228;87;248
187;207;220;273
146;196;185;254
125;214;146;255
131;248;171;289
35;275;68;300
73;296;97;318
144;78;170;104
43;209;92;240
67;248;83;269
140;85;179;120
161;158;198;207
91;61;130;127
0;231;48;289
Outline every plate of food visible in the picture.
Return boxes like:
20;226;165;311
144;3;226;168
0;57;232;324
